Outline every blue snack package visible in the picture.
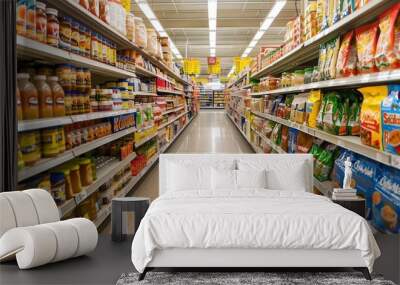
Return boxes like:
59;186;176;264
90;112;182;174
352;155;380;220
288;128;298;154
372;166;400;233
381;85;400;156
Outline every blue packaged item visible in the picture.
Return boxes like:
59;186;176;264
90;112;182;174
372;166;400;233
333;149;356;188
288;128;298;154
352;155;380;220
381;85;400;156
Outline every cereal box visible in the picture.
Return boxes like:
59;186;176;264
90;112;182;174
381;85;400;155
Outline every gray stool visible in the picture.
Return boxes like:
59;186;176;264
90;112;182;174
111;197;150;242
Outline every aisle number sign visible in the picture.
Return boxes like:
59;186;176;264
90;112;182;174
183;59;201;75
234;57;252;74
208;57;221;75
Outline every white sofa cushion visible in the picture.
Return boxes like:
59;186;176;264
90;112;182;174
236;169;267;189
167;163;212;191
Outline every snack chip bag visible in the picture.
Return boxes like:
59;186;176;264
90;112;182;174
346;91;361;136
306;90;322;128
375;3;400;71
355;22;379;74
317;94;328;130
270;123;282;145
318;44;327;80
372;166;400;233
336;31;358;77
321;92;348;136
296;132;313;153
358;86;388;150
324;37;340;80
280;125;289;152
314;144;337;181
381;85;400;155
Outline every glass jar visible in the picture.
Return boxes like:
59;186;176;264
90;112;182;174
79;25;86;56
71;20;80;54
33;75;53;118
41;127;59;157
83;68;91;92
35;1;47;43
76;68;85;93
26;0;36;40
59;15;71;51
19;131;41;166
91;32;98;60
46;8;59;47
47;76;65;117
56;64;72;92
58;167;73;199
79;158;93;186
18;73;39;120
16;86;23;121
293;70;305;85
102;37;107;63
57;127;66;153
64;90;72;115
50;172;66;205
97;34;103;62
84;27;91;57
69;163;82;194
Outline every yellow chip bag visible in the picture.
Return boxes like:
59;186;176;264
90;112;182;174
306;90;322;128
358;86;388;150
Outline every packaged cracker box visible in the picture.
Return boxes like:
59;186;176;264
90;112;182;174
381;85;400;155
352;155;380;220
372;166;400;233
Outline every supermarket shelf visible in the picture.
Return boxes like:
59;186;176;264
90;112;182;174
251;126;286;154
94;116;197;227
93;153;159;227
157;88;185;95
135;133;158;148
227;71;248;88
252;0;398;78
162;106;185;115
251;69;400;96
251;111;400;170
160;116;194;153
157;112;188;130
49;0;190;86
18;110;137;132
58;198;76;218
74;152;137;206
242;84;253;89
17;36;135;78
135;66;158;78
226;113;258;153
134;91;158;97
18;127;137;182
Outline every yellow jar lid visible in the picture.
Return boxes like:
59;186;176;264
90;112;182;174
79;158;92;165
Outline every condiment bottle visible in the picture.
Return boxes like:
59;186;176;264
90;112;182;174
33;75;53;118
16;0;27;36
17;73;39;120
16;86;23;121
91;32;98;60
71;20;80;54
35;1;47;43
59;15;72;51
46;8;59;47
47;76;65;117
26;0;36;40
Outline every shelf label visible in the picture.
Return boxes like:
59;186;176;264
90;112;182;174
391;155;400;170
75;191;88;204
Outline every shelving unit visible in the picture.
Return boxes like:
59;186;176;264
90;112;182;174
157;111;189;130
251;0;398;78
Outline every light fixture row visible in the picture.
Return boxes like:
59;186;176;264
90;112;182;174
208;0;217;57
135;0;183;59
241;0;286;58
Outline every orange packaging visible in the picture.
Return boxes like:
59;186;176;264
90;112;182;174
375;3;400;71
33;75;53;118
17;73;39;120
16;87;23;121
355;22;379;74
16;0;27;36
26;0;36;40
336;31;358;77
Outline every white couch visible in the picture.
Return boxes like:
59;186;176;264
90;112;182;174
0;189;98;269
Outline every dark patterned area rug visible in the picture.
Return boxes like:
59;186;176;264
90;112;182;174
116;272;395;285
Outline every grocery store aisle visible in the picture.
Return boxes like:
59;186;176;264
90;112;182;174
129;110;253;202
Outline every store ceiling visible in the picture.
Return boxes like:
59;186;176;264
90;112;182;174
132;0;301;76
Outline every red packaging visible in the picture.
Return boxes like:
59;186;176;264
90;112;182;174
355;22;379;74
375;3;400;71
336;31;358;77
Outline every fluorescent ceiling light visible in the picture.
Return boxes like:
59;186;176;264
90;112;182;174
239;0;286;58
150;20;164;32
208;0;217;20
209;18;216;31
137;2;156;20
136;0;183;59
260;17;274;31
208;0;217;57
268;0;287;18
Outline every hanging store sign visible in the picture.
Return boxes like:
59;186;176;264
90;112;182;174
208;56;217;65
234;57;252;74
183;59;201;75
208;58;221;75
